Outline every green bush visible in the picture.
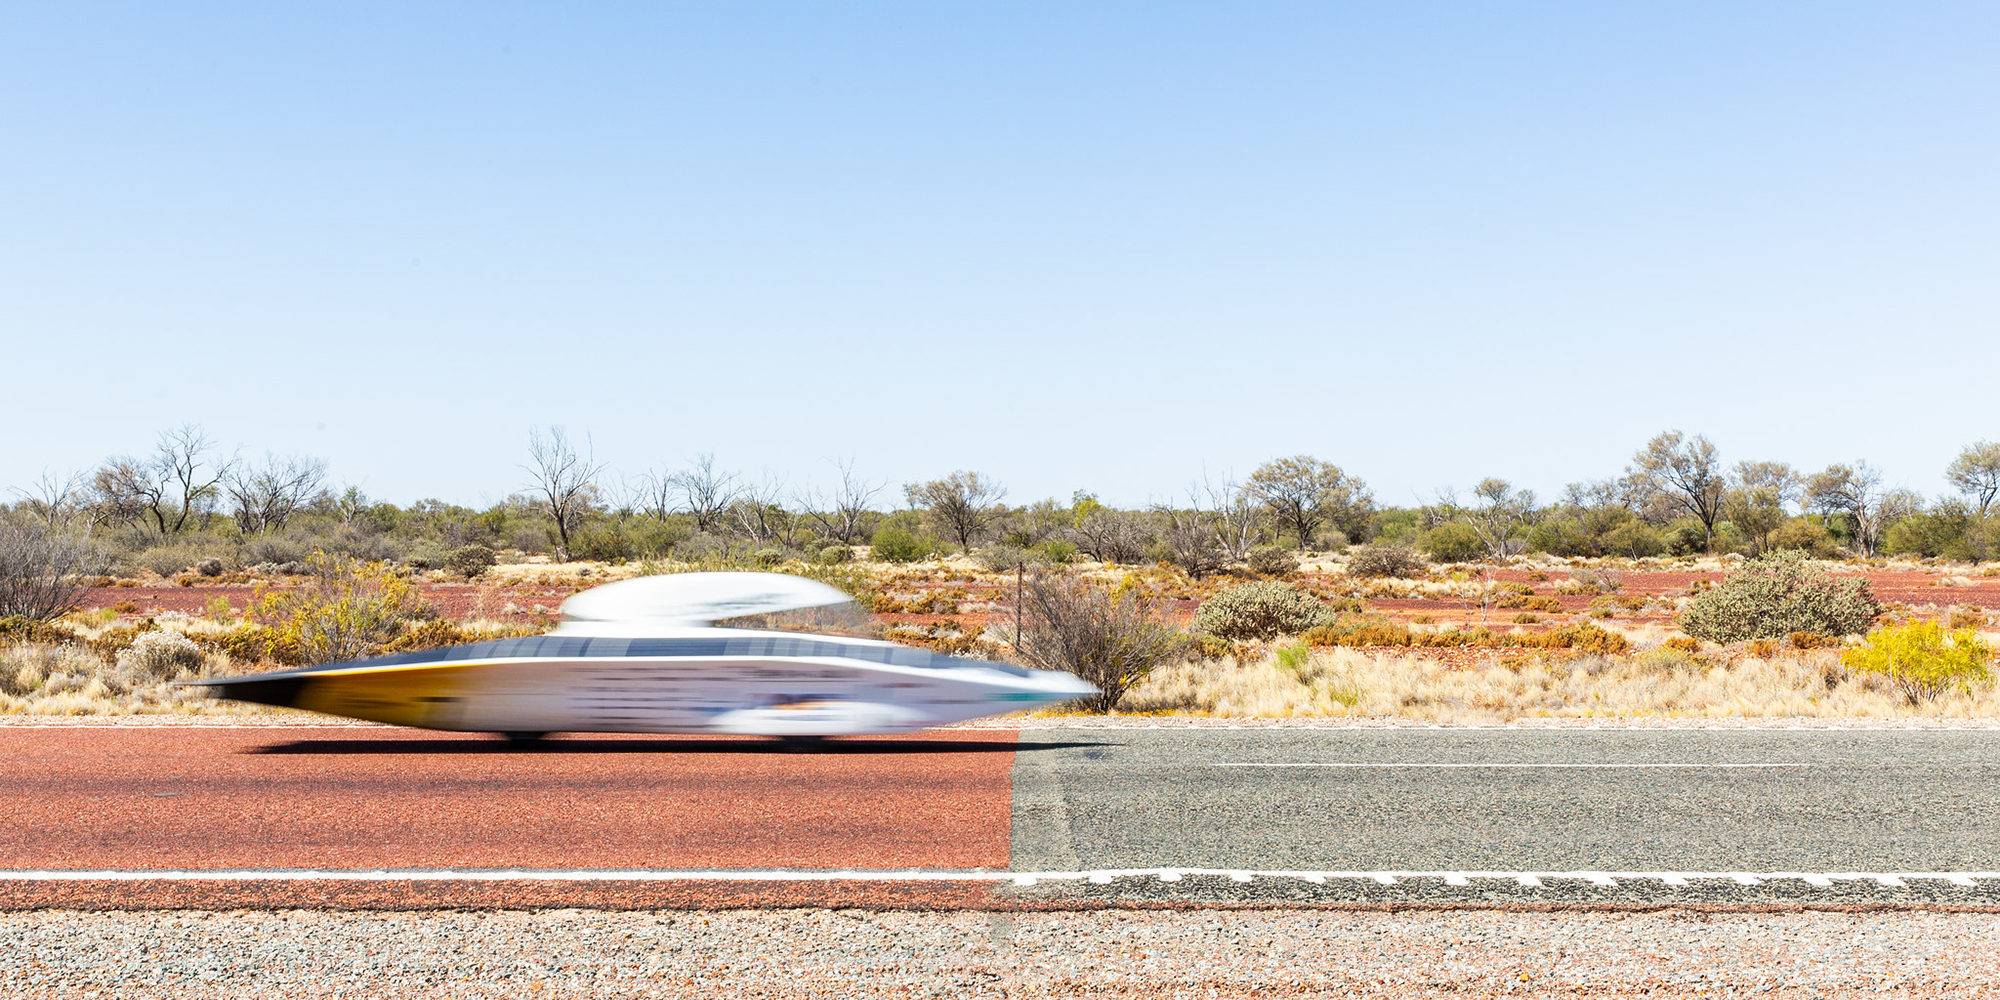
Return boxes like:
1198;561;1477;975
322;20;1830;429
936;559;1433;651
1842;621;1992;701
1419;523;1485;563
1037;539;1078;564
445;544;497;579
1191;581;1335;641
1678;550;1881;645
1768;517;1839;557
869;525;932;563
1600;521;1664;558
815;544;853;565
1246;546;1298;576
1345;544;1427;579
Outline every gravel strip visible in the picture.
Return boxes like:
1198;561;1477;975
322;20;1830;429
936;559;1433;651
6;908;1998;998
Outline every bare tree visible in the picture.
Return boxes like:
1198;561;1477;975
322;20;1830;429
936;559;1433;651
224;454;328;534
904;471;1006;550
796;458;883;543
1153;501;1228;579
11;471;91;528
1947;441;2000;516
0;518;97;621
91;425;232;535
1445;478;1538;560
666;453;740;534
1067;508;1149;564
729;473;792;544
1243;456;1372;550
1013;572;1183;713
1627;431;1726;550
1806;462;1895;556
1201;475;1261;560
523;427;604;562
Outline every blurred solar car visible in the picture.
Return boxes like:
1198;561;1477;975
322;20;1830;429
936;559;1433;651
191;572;1096;742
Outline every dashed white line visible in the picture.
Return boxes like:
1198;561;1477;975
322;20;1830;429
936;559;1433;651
1212;762;1811;769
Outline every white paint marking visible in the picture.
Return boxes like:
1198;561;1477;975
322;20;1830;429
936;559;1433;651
1213;763;1810;769
1;868;1990;889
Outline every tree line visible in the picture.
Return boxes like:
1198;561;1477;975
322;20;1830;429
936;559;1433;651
6;426;2000;583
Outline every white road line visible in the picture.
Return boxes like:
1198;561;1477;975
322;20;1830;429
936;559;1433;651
0;868;1990;887
1212;762;1810;769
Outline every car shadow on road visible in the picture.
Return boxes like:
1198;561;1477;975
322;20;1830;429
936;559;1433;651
248;737;1105;756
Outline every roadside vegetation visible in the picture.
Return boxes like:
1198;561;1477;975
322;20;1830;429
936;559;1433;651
4;425;2000;719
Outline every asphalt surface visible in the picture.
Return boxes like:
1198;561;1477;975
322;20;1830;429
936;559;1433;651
12;724;2000;909
1012;728;2000;872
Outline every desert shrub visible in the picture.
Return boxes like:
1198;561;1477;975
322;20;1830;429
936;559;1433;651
1842;621;1992;701
1189;632;1232;660
119;630;206;679
1513;612;1541;624
1274;641;1311;671
1345;619;1414;646
0;520;97;622
239;535;309;569
1678;550;1882;645
752;548;782;566
1345;544;1427;579
1564;567;1623;594
1419;523;1485;564
402;540;450;570
1037;539;1079;564
1532;621;1631;655
1948;606;1988;630
1600;521;1665;558
1015;573;1184;712
815;545;853;565
1789;631;1839;650
383;619;470;653
870;525;932;564
210;624;300;666
0;616;82;645
975;545;1038;572
1661;635;1702;655
1768;517;1839;557
195;557;225;577
252;556;431;665
446;544;497;579
1247;546;1298;576
1191;581;1335;641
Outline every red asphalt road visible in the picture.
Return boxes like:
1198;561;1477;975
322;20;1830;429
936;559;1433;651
0;728;1016;872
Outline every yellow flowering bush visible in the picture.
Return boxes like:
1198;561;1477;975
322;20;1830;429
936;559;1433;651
252;555;431;665
1841;621;1992;702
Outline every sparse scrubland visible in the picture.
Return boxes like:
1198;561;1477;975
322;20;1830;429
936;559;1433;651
5;426;2000;721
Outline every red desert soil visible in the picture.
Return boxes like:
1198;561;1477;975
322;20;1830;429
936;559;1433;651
79;566;2000;642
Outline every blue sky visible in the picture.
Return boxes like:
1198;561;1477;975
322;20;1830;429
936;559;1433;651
4;2;1996;509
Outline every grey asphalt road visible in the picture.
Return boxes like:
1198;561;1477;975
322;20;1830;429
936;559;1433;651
1009;728;2000;873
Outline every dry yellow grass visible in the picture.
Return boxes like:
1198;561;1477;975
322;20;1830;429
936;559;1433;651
1115;646;2000;723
